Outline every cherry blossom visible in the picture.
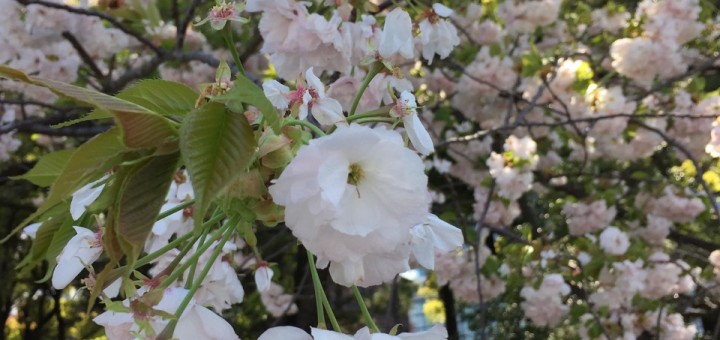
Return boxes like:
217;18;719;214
269;124;431;286
52;226;103;289
195;1;249;30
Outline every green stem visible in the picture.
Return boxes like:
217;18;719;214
346;106;393;123
158;220;236;340
306;250;326;329
152;229;201;288
185;208;223;288
353;117;396;125
306;250;341;331
185;225;210;289
134;232;194;268
320;283;341;332
136;211;226;269
349;62;383;117
223;25;245;76
155;200;194;221
159;216;228;289
287;119;326;137
353;285;379;332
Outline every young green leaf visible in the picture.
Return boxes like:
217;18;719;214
116;79;198;117
30;210;70;263
0;65;179;151
12;149;75;187
117;152;179;254
51;109;113;129
214;73;282;133
180;102;257;228
2;128;125;242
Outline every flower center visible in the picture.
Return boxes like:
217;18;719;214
347;163;365;198
347;163;365;186
212;4;236;20
392;99;414;118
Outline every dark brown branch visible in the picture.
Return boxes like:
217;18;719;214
669;230;720;252
175;0;204;50
0;99;90;111
61;31;106;85
18;0;164;56
16;123;110;137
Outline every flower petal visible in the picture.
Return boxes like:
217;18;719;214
70;178;106;220
260;326;313;340
403;114;434;156
263;80;291;109
426;214;464;251
313;98;346;126
255;266;274;292
432;3;454;17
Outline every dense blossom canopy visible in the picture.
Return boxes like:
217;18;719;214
1;0;720;339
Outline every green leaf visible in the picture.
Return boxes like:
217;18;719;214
180;102;257;227
0;65;178;151
48;128;124;207
2;128;125;242
31;210;70;262
117;152;179;252
520;46;543;77
215;73;282;133
14;202;70;271
12;149;74;187
0;65;32;82
117;79;197;117
51;109;113;128
51;80;196;128
571;61;595;93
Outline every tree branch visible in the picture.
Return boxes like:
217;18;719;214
18;0;164;56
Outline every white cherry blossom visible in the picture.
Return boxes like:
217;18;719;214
269;124;430;286
52;226;103;289
69;176;106;220
392;91;434;156
378;8;414;60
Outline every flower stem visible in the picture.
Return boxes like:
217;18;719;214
320;283;341;332
158;219;236;340
137;211;226;269
184;225;210;289
346;105;393;123
155;199;194;221
352;285;380;332
185;208;223;288
306;250;326;329
349;62;383;117
353;117;396;125
287;119;326;137
306;250;341;331
158;214;228;289
134;232;194;269
223;24;245;76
